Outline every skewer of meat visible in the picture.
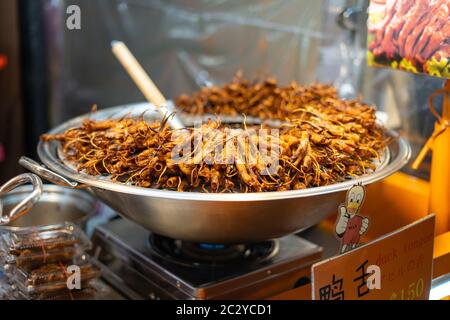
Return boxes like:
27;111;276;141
369;0;400;51
373;0;415;59
412;1;449;63
417;17;450;63
398;0;430;57
403;0;443;62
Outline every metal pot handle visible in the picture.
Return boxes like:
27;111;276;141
0;173;43;225
19;156;81;188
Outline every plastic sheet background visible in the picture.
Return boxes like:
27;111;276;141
41;0;446;179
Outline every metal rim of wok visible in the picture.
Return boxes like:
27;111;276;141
37;102;411;202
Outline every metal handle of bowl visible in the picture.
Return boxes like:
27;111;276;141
19;156;82;189
0;173;43;225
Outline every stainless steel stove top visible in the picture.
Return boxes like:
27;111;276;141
92;218;322;300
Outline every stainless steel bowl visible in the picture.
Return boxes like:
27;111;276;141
21;103;411;243
0;184;97;230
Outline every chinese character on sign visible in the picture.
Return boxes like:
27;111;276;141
319;274;345;300
353;260;370;298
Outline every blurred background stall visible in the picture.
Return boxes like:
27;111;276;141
0;0;444;179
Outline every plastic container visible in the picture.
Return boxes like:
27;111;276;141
12;281;102;300
11;258;100;287
12;264;101;298
0;222;91;270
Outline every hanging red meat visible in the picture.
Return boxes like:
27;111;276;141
369;0;450;74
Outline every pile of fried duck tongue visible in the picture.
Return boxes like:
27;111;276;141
42;75;387;193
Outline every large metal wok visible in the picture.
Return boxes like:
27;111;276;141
20;103;411;244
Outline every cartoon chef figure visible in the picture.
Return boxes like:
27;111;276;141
335;184;369;254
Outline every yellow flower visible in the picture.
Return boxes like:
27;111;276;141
367;51;376;66
425;56;449;78
399;59;418;73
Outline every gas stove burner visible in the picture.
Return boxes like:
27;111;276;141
149;234;279;268
93;219;324;299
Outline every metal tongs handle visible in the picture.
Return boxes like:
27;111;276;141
19;156;81;188
111;41;185;130
0;173;43;225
